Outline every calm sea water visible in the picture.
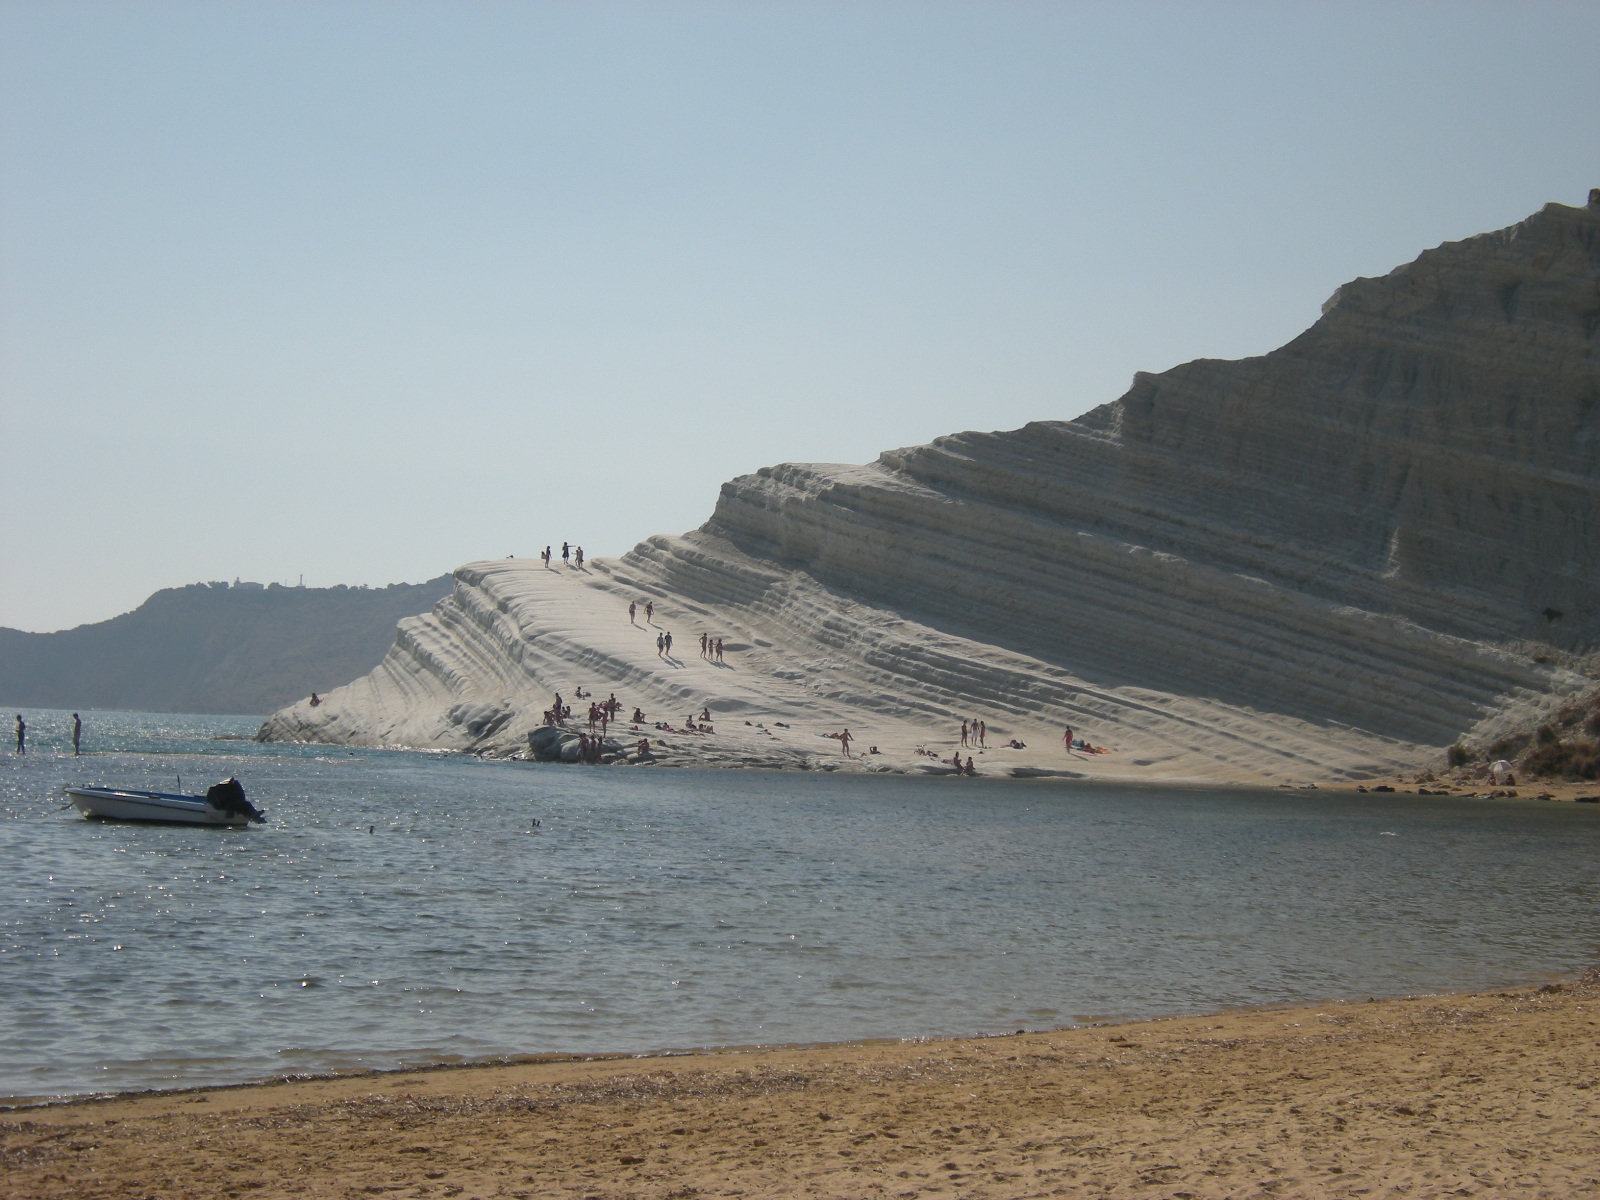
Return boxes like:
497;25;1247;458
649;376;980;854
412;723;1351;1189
2;707;1597;1100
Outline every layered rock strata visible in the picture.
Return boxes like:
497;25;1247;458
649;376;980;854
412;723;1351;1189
260;196;1600;782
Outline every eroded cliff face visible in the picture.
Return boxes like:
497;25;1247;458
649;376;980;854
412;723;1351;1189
259;197;1600;780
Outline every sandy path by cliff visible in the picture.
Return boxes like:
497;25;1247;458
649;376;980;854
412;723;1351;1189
7;974;1598;1199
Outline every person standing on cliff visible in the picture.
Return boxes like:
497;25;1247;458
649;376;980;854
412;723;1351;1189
71;712;82;755
960;720;969;747
656;632;665;657
645;601;653;623
13;715;23;755
562;542;570;566
629;601;637;624
839;728;853;757
1063;726;1075;753
664;631;674;658
699;632;708;658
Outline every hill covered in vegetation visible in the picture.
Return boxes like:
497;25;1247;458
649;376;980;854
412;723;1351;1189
0;577;453;716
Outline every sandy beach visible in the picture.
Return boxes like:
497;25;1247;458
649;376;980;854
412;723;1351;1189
6;970;1597;1199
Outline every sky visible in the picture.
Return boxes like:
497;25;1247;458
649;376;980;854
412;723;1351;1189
2;1;1597;632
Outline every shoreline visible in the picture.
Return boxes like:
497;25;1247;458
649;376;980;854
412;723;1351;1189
20;708;1595;800
6;969;1597;1198
254;734;1600;803
0;968;1580;1114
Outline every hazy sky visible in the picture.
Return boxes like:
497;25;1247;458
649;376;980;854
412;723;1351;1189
3;2;1596;632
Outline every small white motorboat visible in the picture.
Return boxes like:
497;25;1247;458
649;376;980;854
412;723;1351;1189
64;777;266;827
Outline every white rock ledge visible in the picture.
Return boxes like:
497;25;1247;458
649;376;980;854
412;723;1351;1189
259;197;1600;785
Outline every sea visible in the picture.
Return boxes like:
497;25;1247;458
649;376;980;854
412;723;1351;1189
3;707;1597;1101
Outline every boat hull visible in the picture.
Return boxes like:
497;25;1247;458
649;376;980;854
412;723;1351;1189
64;787;256;827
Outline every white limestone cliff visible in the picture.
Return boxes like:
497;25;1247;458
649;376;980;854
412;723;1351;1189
258;196;1600;783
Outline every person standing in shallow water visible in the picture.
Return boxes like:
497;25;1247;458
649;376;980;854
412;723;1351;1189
14;715;24;755
71;713;81;755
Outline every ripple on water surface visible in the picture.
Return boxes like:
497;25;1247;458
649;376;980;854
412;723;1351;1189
2;708;1598;1097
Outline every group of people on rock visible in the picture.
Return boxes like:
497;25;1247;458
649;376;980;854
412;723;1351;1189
541;691;574;726
541;543;584;569
541;685;726;750
584;693;628;736
959;719;987;748
649;706;715;735
1061;725;1105;755
625;600;729;666
544;687;661;764
573;731;610;763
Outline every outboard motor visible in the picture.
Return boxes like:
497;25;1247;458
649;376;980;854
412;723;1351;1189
205;776;266;823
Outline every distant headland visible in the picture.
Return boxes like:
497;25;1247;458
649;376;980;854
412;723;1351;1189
0;576;453;716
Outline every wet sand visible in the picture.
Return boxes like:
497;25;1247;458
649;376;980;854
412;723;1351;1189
5;971;1598;1199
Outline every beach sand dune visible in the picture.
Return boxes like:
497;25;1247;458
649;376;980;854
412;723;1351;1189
7;971;1597;1198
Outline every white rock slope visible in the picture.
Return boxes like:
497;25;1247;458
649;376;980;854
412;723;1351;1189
260;195;1600;783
